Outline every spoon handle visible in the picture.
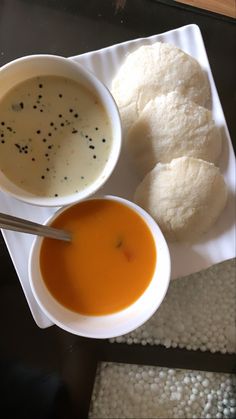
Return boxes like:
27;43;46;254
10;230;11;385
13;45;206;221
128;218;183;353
0;212;71;242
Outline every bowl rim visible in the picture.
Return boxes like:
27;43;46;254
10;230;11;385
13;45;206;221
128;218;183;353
0;54;122;207
28;195;171;339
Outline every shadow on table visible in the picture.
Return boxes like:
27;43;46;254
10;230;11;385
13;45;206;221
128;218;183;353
0;359;76;419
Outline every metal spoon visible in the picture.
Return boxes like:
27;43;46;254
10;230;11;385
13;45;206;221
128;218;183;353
0;212;71;242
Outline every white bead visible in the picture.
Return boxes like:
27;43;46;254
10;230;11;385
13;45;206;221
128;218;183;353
170;392;182;401
183;377;190;384
142;372;149;381
204;402;211;412
150;383;158;392
202;379;209;387
230;407;236;415
147;370;154;378
168;369;175;376
164;339;172;348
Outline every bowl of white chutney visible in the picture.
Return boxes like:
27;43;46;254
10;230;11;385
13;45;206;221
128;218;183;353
0;55;122;206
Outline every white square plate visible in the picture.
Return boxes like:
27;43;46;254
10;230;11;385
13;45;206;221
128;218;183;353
1;24;235;328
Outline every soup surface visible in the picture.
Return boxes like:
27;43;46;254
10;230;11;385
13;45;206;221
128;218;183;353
0;75;112;197
40;199;157;315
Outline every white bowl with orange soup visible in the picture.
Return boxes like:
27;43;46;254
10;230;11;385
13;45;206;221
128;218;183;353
0;55;121;206
28;195;171;338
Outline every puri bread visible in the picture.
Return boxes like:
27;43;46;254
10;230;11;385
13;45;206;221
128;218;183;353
134;157;227;242
111;42;210;132
127;92;221;177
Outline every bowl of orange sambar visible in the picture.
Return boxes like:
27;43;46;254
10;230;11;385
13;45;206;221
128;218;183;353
28;195;171;338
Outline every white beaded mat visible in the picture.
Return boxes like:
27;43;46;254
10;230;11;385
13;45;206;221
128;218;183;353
89;363;236;418
110;259;236;354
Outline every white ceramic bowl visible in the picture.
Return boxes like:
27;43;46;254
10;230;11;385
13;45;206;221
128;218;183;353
28;195;171;339
0;55;121;206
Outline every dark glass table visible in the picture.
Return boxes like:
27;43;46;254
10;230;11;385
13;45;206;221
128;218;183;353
0;1;235;418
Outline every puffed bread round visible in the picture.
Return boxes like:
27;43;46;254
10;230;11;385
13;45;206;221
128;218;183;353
111;42;211;133
127;92;221;177
134;157;227;242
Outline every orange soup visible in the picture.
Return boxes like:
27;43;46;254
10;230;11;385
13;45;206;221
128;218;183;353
40;199;157;315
